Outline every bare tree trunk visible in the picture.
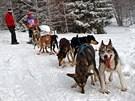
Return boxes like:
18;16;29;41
35;0;39;24
62;1;69;34
112;0;123;26
112;0;135;26
9;0;16;24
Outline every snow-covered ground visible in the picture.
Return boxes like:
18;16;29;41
0;24;135;101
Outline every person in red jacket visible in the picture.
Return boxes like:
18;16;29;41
25;12;38;44
5;8;19;44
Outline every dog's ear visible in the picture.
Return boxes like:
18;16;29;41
100;40;105;49
67;73;77;78
101;40;105;46
108;39;112;46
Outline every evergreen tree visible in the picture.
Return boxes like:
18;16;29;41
93;0;113;33
55;0;113;33
0;0;113;34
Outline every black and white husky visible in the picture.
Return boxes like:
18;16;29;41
98;39;127;93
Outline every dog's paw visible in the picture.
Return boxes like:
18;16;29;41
121;87;127;92
37;53;40;55
62;65;66;68
91;82;95;86
70;63;75;67
91;78;95;86
49;53;52;55
100;89;110;94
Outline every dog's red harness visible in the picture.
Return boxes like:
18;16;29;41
105;54;112;68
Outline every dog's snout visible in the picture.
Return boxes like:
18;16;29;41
104;55;108;59
58;59;62;66
59;63;61;66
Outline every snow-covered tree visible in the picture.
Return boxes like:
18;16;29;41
12;0;47;23
45;0;64;31
0;0;114;34
92;0;113;33
54;0;113;34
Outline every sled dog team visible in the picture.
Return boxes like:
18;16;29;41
31;30;127;94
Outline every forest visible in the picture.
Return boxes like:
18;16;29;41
0;0;135;33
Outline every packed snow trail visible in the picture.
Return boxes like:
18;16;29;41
0;25;135;101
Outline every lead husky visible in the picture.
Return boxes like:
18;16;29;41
99;39;127;93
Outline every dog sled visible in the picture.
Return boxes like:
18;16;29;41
39;25;51;35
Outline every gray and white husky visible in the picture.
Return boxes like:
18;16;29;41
98;39;127;93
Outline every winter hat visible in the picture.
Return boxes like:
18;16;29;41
8;8;12;12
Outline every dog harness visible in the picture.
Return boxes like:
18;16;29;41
79;43;93;55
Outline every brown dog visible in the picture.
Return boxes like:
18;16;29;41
38;34;52;55
57;38;73;67
37;34;58;55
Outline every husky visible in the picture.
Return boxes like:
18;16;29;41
67;43;103;93
57;38;73;68
98;39;127;93
70;35;99;67
32;29;40;49
50;35;58;54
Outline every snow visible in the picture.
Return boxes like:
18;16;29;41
0;24;135;101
